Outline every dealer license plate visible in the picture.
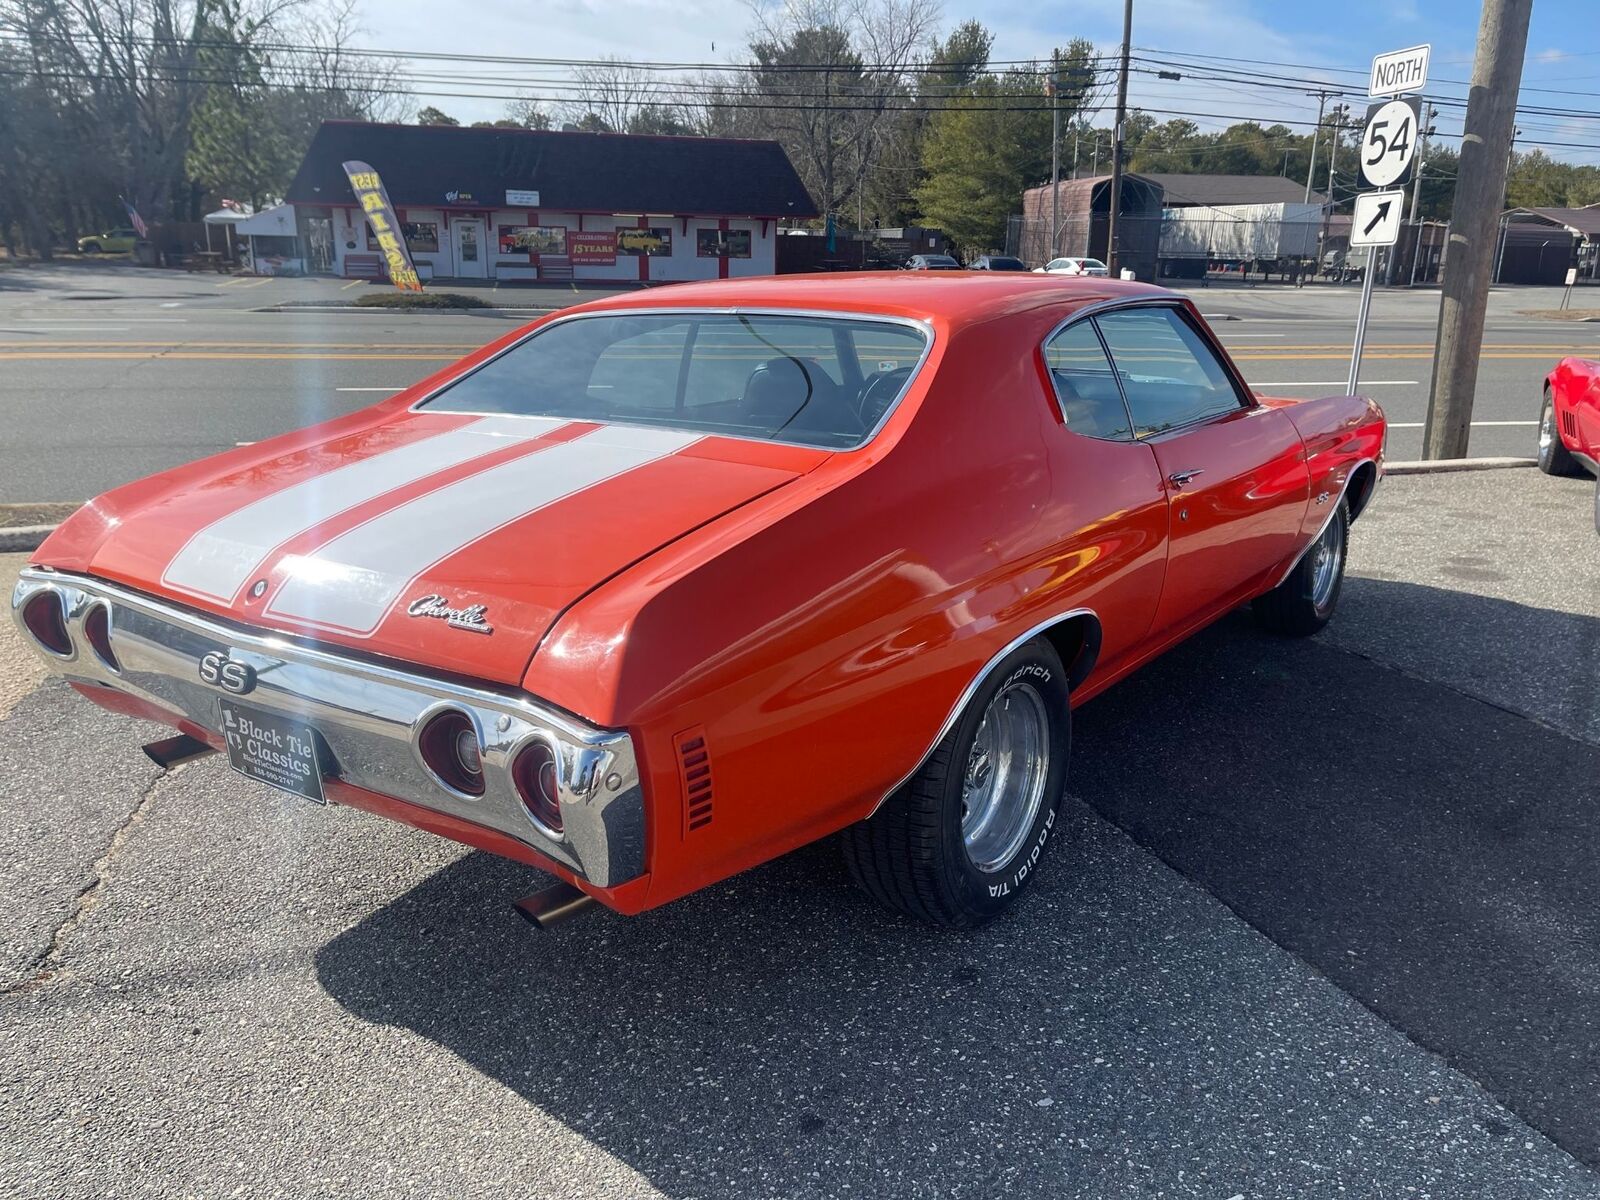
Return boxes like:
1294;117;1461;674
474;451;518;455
219;699;326;805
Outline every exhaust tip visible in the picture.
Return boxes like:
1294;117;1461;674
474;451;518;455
512;882;598;930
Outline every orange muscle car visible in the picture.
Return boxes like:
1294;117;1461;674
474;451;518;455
13;275;1384;928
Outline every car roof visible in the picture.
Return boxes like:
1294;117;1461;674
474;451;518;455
570;272;1175;327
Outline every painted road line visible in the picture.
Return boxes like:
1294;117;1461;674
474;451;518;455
1387;420;1538;429
0;352;456;360
341;280;365;290
1252;380;1418;387
0;341;484;349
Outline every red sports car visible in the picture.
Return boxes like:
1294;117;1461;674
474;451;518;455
1539;358;1600;532
13;276;1384;928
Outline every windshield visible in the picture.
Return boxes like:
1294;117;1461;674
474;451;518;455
419;312;930;450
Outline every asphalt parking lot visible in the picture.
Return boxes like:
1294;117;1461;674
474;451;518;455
3;464;1598;1197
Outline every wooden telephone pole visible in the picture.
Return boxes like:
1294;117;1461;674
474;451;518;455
1423;0;1534;459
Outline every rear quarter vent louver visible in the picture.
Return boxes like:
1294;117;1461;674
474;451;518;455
674;727;714;834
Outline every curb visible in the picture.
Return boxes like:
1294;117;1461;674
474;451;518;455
1383;457;1537;475
0;525;54;553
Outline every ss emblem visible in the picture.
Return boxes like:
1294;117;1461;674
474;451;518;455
198;650;256;695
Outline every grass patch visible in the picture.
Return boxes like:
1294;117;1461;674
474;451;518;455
0;502;81;529
353;291;489;310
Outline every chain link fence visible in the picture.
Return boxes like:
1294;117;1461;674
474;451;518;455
1006;212;1449;286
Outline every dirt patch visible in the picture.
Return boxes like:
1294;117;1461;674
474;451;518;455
1517;309;1600;322
0;503;79;529
0;554;47;718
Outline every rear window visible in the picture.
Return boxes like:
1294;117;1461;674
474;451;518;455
419;312;930;449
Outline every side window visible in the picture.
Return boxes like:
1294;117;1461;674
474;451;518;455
1093;307;1244;437
1043;320;1134;441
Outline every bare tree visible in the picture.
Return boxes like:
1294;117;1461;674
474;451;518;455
744;0;940;226
558;56;695;134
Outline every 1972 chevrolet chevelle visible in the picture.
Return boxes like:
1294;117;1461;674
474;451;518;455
13;276;1385;928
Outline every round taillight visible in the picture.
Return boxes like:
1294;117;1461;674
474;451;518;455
512;739;563;833
22;591;72;657
417;709;484;797
84;604;119;672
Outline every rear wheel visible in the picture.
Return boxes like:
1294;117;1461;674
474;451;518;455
842;639;1070;929
1538;387;1584;477
1253;500;1348;637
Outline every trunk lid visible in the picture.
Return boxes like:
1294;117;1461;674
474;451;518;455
84;412;823;685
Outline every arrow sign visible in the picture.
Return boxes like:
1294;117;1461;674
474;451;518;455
1350;190;1406;248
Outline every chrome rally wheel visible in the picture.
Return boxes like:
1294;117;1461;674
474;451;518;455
961;680;1050;873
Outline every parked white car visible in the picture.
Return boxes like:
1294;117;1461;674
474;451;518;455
1035;256;1109;277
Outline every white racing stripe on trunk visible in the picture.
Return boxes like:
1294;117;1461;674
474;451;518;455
162;416;565;602
266;426;700;634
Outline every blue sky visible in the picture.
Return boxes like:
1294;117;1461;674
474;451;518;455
365;0;1600;164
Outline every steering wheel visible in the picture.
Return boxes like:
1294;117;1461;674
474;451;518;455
855;367;914;431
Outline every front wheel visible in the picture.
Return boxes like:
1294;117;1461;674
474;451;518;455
1538;387;1584;477
1254;500;1348;636
842;639;1070;928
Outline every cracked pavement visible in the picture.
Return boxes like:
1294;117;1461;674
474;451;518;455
1;469;1598;1198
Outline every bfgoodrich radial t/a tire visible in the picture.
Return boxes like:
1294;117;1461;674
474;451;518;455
1253;499;1348;637
842;638;1070;929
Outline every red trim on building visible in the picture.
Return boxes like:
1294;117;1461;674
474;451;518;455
638;215;649;282
718;218;730;280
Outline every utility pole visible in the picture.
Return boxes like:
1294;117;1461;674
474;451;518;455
1492;126;1521;283
1304;91;1328;204
1402;102;1438;286
1049;49;1061;260
1423;0;1533;460
1319;104;1347;273
1106;0;1134;275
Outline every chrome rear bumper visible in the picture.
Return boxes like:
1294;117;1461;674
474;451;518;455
11;568;644;887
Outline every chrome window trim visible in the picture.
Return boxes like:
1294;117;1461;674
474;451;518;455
408;306;938;453
866;606;1098;818
11;568;642;886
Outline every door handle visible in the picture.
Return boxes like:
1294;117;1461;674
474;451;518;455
1167;469;1205;488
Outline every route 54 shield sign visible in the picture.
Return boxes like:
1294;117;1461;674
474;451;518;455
1359;97;1422;189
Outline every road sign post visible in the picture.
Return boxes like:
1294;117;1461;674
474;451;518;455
1344;43;1429;399
1347;189;1406;394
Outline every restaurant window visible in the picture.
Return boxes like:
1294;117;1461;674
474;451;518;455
366;222;439;253
616;227;673;256
696;228;751;258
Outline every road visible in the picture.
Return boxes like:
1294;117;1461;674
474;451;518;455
1;263;1595;501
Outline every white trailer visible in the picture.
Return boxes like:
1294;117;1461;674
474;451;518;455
1159;202;1324;266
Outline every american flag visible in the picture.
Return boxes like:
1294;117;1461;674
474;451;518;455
122;200;149;240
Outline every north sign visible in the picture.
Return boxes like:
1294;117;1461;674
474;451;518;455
1359;97;1422;190
1369;44;1430;98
